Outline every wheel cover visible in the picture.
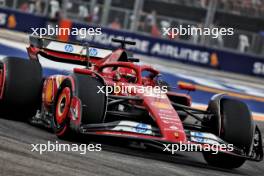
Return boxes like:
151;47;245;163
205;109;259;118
55;87;71;125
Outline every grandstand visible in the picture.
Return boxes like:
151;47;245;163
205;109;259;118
1;0;264;55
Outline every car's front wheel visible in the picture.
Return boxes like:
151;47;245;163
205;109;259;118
203;98;253;169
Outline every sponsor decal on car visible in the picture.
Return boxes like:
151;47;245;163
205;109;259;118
190;132;204;143
112;121;152;135
169;125;179;130
158;109;174;114
135;123;148;133
151;102;173;109
164;125;179;131
144;92;167;98
190;132;219;145
158;112;175;117
89;48;98;57
160;116;179;121
64;44;74;53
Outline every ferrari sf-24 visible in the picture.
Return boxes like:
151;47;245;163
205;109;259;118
0;36;262;168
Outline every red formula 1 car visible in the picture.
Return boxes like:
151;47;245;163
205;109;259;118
0;36;262;169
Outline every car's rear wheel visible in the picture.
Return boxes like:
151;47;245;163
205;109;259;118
203;98;253;169
0;57;42;119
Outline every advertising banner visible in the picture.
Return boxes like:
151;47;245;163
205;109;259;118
0;8;263;78
0;8;47;33
70;22;264;78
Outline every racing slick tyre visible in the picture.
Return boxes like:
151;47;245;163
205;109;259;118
203;98;253;169
73;73;107;124
0;57;42;119
52;73;107;139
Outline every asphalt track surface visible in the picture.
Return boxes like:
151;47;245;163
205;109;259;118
0;117;263;176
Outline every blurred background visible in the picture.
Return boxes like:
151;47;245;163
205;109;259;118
0;0;264;55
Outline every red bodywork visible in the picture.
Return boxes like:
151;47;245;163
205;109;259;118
97;62;189;143
0;36;260;165
27;37;192;144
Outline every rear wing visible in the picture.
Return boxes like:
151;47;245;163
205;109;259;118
28;36;112;65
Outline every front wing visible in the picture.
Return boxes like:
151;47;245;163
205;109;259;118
79;120;263;162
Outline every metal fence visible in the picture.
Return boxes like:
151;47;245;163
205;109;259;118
1;0;264;57
153;0;264;18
